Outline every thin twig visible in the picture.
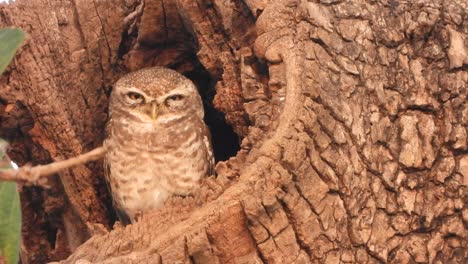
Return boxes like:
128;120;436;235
0;146;107;183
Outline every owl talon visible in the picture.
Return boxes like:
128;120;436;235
134;211;144;222
113;221;124;230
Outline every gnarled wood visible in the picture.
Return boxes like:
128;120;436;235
0;0;466;263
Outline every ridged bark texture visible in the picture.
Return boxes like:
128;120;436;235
0;0;466;263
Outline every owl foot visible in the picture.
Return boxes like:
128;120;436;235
134;211;144;223
113;221;125;230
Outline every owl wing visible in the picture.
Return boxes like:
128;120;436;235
103;148;132;225
102;119;115;202
103;120;132;225
202;123;215;176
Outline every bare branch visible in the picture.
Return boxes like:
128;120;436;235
0;146;107;183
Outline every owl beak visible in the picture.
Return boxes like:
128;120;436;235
150;102;158;121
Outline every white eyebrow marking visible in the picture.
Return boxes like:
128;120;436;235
157;87;192;103
124;87;156;101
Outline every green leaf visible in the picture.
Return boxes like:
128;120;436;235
0;140;21;264
0;28;25;75
0;182;21;264
0;28;24;264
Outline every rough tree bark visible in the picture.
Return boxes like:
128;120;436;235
0;0;467;263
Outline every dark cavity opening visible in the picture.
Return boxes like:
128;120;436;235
181;60;240;162
115;12;241;163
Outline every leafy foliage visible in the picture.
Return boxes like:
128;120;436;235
0;28;24;264
0;28;25;74
0;140;21;264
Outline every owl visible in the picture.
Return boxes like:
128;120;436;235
104;67;214;225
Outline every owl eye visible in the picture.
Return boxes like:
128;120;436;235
127;92;144;101
165;94;184;103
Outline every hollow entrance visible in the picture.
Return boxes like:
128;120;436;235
115;0;242;163
183;61;240;163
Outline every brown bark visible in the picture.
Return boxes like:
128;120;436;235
1;0;467;263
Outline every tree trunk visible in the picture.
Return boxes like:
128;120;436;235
1;0;467;263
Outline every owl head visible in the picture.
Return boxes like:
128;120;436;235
110;67;204;124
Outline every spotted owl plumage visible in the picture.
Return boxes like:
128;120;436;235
104;67;214;225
